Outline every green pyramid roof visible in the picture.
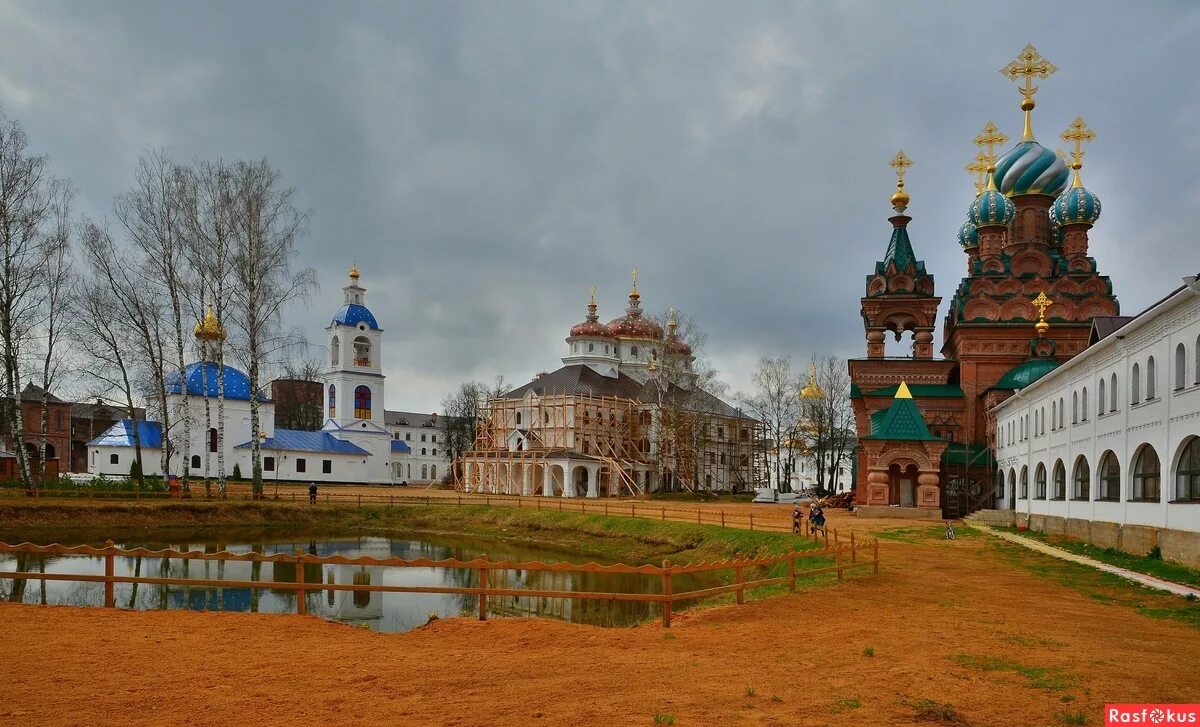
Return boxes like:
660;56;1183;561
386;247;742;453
874;226;928;277
865;383;941;442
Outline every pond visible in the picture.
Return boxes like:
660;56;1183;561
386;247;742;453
0;532;722;632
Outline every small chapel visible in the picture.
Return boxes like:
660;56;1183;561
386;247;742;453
849;45;1118;518
87;266;409;484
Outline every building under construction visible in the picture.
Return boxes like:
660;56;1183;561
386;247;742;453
457;277;766;497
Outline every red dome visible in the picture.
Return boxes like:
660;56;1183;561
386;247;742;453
570;319;616;339
665;335;692;356
607;313;663;341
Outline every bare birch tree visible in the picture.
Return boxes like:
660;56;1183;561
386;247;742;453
0;108;56;488
800;355;854;494
35;181;75;483
227;160;315;497
741;356;801;492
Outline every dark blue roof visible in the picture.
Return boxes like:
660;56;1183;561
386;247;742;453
166;362;264;401
332;303;379;330
87;419;164;449
235;430;370;455
390;440;411;454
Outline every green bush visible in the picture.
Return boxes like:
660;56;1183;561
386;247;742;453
232;463;242;480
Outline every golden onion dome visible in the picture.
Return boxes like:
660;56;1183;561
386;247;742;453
193;305;227;342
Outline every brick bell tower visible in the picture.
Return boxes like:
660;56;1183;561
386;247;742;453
860;151;942;359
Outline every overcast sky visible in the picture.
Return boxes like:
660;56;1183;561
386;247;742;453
2;1;1197;412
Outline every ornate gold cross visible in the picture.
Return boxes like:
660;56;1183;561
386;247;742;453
1001;44;1057;102
965;152;990;196
1060;116;1096;172
973;121;1008;164
888;150;912;184
1032;291;1053;321
589;284;596;305
631;268;639;293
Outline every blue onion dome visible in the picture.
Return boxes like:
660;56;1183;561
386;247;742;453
166;362;263;401
957;220;979;249
332;303;379;330
969;187;1015;227
993;140;1070;197
1052;183;1101;226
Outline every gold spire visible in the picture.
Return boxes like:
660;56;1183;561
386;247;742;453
1001;44;1057;142
629;268;640;300
800;361;824;400
970;121;1008;194
667;306;678;332
888;150;912;212
894;381;913;399
1060;116;1096;189
1032;291;1053;337
349;262;360;281
193;304;227;342
589;284;596;305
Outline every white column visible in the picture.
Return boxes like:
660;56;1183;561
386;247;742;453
462;461;473;492
564;466;577;497
543;466;555;497
523;466;533;496
587;466;599;498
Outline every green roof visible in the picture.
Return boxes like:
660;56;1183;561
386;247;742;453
993;357;1059;391
864;383;964;398
941;442;997;468
866;392;941;442
875;226;926;276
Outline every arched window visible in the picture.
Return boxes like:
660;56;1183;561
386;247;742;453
44;443;56;459
515;411;522;425
191;454;201;470
430;465;437;479
1058;397;1064;428
1072;456;1090;500
1071;392;1078;424
209;428;218;453
421;464;428;480
328;385;336;418
1006;469;1015;500
1196;335;1200;385
1019;466;1029;499
1035;463;1047;499
1019;416;1024;440
1132;445;1161;501
354;385;371;419
1098;451;1120;501
1040;407;1045;435
353;336;371;367
1176;437;1200;502
1081;387;1088;421
630;346;639;357
1175;343;1187;391
1146;356;1156;399
1052;460;1066;499
330;336;339;366
1098;377;1106;415
1110;373;1117;412
1051;400;1057;430
1131;363;1141;404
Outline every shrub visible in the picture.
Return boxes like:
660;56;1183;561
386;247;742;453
1148;545;1162;560
863;646;875;657
129;459;142;481
232;462;242;480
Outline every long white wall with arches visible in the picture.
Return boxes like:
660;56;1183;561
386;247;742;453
992;277;1200;551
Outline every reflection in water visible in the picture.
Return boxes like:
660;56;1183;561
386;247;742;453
0;533;720;633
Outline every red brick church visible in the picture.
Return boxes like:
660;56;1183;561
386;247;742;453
849;45;1117;518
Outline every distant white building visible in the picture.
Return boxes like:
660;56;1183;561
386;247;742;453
385;411;449;484
991;276;1200;542
88;267;422;485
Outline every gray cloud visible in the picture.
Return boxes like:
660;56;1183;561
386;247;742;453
2;1;1197;410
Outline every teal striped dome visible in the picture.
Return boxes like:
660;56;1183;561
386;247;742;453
958;219;978;249
969;189;1015;227
993;140;1070;197
1052;185;1101;226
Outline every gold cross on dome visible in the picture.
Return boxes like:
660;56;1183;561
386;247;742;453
973;121;1008;165
965;152;991;196
1060;116;1096;170
888;150;912;184
589;284;596;305
1001;44;1057;102
1032;291;1053;321
631;268;639;292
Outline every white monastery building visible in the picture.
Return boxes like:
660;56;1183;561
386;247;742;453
991;275;1200;551
87;267;451;484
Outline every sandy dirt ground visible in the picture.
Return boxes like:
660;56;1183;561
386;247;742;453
2;508;1199;726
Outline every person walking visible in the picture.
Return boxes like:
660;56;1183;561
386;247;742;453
792;504;802;535
809;502;826;534
308;481;318;505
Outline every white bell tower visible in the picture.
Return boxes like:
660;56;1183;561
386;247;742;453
325;265;386;428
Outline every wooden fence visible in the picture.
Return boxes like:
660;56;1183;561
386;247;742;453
0;487;835;536
0;537;879;628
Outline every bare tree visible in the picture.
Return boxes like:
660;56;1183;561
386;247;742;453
0;108;57;488
274;357;324;431
227;160;315;497
741;356;801;492
35;181;75;483
800;355;854;494
116;151;193;488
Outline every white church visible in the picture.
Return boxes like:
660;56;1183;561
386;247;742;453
87;267;431;484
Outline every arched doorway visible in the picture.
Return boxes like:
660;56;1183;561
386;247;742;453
573;466;589;497
889;463;919;507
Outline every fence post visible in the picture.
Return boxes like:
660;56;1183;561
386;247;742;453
721;511;725;528
103;539;115;608
295;548;306;616
851;532;857;563
604;501;608;516
661;559;672;628
787;551;796;594
823;527;828;548
735;557;745;605
358;494;362;507
631;503;635;518
749;513;753;531
558;499;562;511
291;492;295;503
696;509;701;525
486;495;490;507
661;507;665;521
834;528;839;544
537;499;541;511
478;554;489;621
836;548;844;581
873;539;879;575
390;495;394;507
426;495;430;506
